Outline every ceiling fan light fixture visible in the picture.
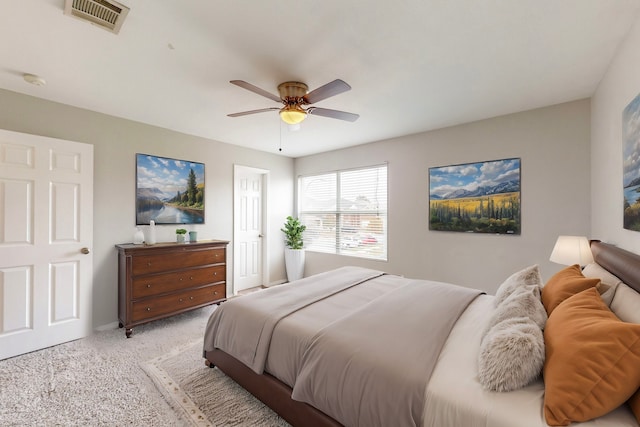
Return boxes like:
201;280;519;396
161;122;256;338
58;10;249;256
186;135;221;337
228;79;357;123
280;106;307;125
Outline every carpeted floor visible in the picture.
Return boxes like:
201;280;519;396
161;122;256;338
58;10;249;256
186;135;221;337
0;304;286;426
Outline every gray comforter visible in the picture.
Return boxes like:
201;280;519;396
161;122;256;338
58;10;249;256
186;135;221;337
203;267;482;426
203;266;385;373
291;279;482;427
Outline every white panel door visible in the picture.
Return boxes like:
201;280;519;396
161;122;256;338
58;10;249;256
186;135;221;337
0;129;93;360
234;166;266;293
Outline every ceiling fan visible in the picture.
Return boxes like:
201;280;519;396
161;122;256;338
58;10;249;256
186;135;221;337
227;79;359;125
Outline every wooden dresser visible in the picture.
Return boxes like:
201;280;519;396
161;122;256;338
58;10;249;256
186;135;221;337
115;240;228;337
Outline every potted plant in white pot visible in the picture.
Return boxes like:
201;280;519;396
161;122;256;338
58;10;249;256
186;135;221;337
176;228;187;243
281;216;306;282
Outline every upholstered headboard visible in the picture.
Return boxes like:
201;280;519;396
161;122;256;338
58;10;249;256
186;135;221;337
590;240;640;293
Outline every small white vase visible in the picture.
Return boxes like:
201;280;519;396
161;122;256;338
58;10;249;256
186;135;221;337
133;227;144;244
284;248;305;282
146;220;156;245
177;234;185;243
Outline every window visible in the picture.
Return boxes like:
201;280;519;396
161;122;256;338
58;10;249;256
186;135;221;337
298;164;387;260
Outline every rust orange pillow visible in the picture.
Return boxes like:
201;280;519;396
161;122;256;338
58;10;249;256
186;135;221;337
541;264;600;315
543;288;640;426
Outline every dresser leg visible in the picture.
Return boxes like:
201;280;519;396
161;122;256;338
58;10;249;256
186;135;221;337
125;328;133;338
118;322;123;328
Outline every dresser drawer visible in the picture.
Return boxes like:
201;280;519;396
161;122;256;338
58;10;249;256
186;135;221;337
132;247;225;275
132;265;225;299
131;283;225;322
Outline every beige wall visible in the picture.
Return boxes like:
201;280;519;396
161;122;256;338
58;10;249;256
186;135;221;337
0;89;294;329
295;100;592;293
592;14;640;253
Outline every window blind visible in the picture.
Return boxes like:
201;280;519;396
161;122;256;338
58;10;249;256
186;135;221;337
298;164;387;260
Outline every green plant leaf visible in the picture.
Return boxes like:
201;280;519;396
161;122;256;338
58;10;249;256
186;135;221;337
281;216;306;249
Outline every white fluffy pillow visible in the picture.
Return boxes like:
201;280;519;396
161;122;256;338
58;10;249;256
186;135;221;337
478;316;545;392
484;284;547;335
494;265;543;307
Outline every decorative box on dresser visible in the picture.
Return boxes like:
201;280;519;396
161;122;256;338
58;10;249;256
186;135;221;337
115;240;228;337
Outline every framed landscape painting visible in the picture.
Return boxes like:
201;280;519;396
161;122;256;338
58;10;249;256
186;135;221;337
429;158;521;234
136;153;205;225
623;92;640;231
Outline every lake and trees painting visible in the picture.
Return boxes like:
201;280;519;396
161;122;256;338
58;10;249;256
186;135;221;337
623;92;640;231
429;158;521;234
136;153;205;225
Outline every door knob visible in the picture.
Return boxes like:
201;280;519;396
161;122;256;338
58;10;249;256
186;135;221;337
81;247;90;254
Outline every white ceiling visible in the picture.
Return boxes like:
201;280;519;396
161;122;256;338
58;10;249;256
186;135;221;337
1;1;639;158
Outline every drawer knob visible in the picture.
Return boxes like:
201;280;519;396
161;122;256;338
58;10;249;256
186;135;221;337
147;262;151;266
190;296;194;300
146;284;151;288
190;276;193;280
179;298;183;302
180;278;183;281
146;307;151;311
213;272;217;276
214;291;218;295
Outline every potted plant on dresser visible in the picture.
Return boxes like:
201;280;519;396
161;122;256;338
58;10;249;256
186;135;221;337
281;216;306;282
176;228;187;243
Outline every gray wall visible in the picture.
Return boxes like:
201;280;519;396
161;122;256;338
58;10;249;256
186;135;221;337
295;100;592;294
0;89;294;329
0;82;600;326
592;13;640;253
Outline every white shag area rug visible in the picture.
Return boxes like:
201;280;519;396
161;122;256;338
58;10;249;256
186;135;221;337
141;341;290;427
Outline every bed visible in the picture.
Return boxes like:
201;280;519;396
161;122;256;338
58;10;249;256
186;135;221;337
202;241;640;427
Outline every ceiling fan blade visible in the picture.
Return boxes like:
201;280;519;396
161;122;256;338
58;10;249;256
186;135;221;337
230;80;281;103
227;107;279;117
303;79;352;104
308;107;359;122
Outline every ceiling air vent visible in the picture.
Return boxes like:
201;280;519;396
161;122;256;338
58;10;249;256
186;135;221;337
64;0;130;34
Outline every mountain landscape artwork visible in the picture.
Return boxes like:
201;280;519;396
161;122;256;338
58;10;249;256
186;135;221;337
623;92;640;231
429;158;521;234
136;153;205;225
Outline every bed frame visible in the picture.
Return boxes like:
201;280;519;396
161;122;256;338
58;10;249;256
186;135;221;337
204;240;640;427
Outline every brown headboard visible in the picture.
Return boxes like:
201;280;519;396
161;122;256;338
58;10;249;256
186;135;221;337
590;240;640;293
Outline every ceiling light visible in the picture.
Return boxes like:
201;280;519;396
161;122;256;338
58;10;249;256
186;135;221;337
23;74;46;86
279;105;307;125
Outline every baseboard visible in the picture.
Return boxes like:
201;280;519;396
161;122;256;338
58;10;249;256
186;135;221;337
264;279;287;288
95;321;119;332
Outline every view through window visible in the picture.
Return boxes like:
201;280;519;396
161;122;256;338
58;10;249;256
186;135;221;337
298;164;387;260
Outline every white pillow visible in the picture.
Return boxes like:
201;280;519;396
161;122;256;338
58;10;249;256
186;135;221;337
478;316;545;392
494;265;543;307
581;262;623;286
485;284;547;335
581;262;622;307
610;282;640;324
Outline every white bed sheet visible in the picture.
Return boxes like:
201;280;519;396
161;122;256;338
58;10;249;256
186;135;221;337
424;294;637;427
